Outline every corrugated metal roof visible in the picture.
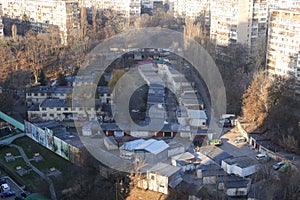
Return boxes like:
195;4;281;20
134;139;169;155
187;109;207;119
148;163;180;177
120;139;145;151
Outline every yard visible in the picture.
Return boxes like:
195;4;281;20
0;136;80;198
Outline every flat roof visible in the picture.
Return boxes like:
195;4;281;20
222;156;258;168
148;163;180;177
187;109;207;120
199;146;233;165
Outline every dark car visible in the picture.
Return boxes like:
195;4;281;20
273;161;286;170
0;191;15;198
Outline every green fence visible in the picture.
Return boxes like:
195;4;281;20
0;111;24;131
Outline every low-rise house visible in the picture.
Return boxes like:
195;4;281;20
97;86;111;104
134;139;169;164
119;138;145;159
27;99;99;122
171;152;200;172
26;86;51;106
103;136;118;151
167;141;185;158
221;176;252;197
199;146;233;165
178;107;207;129
147;163;182;194
196;163;225;184
26;86;72;107
221;156;259;177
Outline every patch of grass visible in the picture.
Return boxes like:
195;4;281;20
0;146;46;192
13;137;72;173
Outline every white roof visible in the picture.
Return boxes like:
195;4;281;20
120;139;145;151
171;152;195;161
134;139;169;155
187;109;207;119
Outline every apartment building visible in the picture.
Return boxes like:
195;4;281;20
1;0;79;44
99;0;141;17
210;0;268;58
266;9;300;95
169;0;209;19
142;0;165;9
0;3;3;37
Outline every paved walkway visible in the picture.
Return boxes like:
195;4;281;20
9;144;57;200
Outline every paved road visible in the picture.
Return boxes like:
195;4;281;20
0;176;24;200
9;144;57;200
219;128;257;158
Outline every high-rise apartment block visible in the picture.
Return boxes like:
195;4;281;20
169;0;209;19
0;3;3;37
210;0;268;58
1;0;80;44
266;8;300;95
98;0;141;17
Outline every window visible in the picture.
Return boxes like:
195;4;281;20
57;108;61;111
34;93;38;96
64;108;68;111
42;108;46;111
49;114;54;117
151;175;155;180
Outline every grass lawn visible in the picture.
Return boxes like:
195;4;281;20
0;136;80;198
0;145;46;193
13;137;73;173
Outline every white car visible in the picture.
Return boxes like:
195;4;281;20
1;183;10;192
256;153;267;160
234;137;246;143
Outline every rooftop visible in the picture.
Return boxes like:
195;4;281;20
40;99;69;108
222;156;258;168
187;109;207;119
172;152;195;161
134;139;169;155
148;163;180;177
199;146;233;165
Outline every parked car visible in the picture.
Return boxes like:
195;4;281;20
234;137;246;143
209;139;222;146
0;184;10;192
0;190;15;198
273;161;286;170
256;153;267;160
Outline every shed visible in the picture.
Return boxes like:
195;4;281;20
221;156;259;177
167;141;185;157
134;139;169;164
103;136;118;151
171;152;200;172
147;163;182;194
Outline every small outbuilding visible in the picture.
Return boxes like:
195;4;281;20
147;163;182;194
221;156;259;177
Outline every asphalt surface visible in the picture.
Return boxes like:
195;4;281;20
219;127;258;158
0;176;24;200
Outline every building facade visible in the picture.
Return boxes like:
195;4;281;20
170;0;209;19
0;2;3;37
1;0;79;44
266;8;300;96
210;0;268;58
98;0;141;17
